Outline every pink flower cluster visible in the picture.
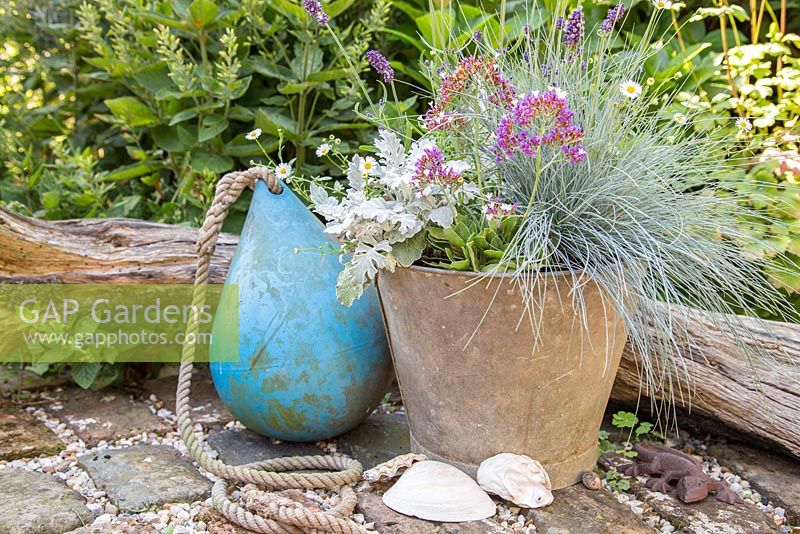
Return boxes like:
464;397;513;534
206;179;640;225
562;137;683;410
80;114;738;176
483;195;518;221
412;147;464;192
424;56;516;131
493;90;587;165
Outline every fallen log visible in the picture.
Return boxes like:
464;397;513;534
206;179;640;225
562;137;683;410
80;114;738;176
0;205;236;284
614;310;800;457
1;205;799;456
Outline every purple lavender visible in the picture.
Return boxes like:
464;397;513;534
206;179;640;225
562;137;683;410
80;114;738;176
366;50;394;84
473;30;482;42
599;3;625;33
555;16;565;30
303;0;328;25
563;7;584;48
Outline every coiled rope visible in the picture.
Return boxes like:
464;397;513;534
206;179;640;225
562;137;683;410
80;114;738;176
176;167;371;533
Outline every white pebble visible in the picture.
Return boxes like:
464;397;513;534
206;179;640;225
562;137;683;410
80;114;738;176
93;514;113;526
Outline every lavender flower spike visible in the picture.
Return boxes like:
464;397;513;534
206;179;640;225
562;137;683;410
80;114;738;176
303;0;329;26
366;50;394;84
563;7;584;48
599;3;625;33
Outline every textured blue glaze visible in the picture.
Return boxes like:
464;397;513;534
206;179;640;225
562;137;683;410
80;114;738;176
209;181;392;441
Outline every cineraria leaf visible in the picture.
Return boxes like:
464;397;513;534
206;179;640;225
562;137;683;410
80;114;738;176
348;155;365;191
374;129;406;171
428;206;455;228
310;183;333;208
391;231;427;267
336;267;365;307
349;240;391;282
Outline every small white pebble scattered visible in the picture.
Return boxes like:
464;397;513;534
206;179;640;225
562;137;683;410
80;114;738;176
93;514;113;526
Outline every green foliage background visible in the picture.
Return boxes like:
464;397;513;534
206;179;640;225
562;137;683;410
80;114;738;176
0;0;798;386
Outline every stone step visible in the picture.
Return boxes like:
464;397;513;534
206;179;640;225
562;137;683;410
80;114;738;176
0;468;91;534
77;444;211;512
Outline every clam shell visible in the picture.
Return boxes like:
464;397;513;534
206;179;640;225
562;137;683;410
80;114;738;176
382;461;496;522
363;453;428;482
477;453;553;509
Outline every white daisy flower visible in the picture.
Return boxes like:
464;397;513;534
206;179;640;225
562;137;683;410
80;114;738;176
673;113;688;125
316;143;332;157
652;0;672;9
245;128;262;140
735;117;753;132
619;80;642;99
275;163;293;180
360;156;379;176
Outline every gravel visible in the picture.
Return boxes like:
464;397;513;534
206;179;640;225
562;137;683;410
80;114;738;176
2;388;797;534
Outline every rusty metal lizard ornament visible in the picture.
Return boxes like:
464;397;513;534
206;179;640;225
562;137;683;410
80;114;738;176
621;444;742;505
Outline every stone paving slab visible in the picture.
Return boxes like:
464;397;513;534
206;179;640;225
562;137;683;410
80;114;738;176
78;445;211;512
335;413;410;469
0;401;62;460
637;487;778;533
709;443;800;524
47;388;171;446
142;367;234;427
529;484;656;533
207;429;322;465
0;468;92;534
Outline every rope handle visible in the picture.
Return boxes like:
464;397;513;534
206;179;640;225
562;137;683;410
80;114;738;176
175;167;372;534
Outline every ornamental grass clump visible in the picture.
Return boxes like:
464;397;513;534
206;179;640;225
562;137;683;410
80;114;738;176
310;1;797;402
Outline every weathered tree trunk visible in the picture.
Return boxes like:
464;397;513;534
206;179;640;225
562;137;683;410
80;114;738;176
0;205;236;284
1;205;799;455
613;308;800;457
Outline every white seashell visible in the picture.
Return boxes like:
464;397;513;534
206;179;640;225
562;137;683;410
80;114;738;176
477;453;554;509
382;461;496;522
363;453;428;482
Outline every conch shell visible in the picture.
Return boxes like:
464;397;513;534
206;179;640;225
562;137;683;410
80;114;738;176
476;453;553;509
362;453;427;482
382;461;496;522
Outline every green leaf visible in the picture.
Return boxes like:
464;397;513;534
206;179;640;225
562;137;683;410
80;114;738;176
225;134;277;157
133;65;176;94
169;108;199;125
198;114;229;142
104;97;160;127
188;0;219;28
308;68;351;83
326;0;355;18
41;191;59;210
415;9;455;50
134;10;188;29
272;0;306;20
392;232;426;267
71;362;101;389
278;81;319;95
612;411;638;429
108;195;142;217
190;151;234;173
228;106;256;122
152;125;189;152
104;162;163;182
244;57;295;82
255;108;300;140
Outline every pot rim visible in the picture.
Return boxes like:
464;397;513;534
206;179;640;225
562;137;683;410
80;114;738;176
404;263;581;279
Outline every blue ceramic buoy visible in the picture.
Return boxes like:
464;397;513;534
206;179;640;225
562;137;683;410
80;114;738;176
209;180;392;441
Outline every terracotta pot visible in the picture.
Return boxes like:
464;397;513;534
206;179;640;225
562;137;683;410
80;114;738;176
376;265;627;489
